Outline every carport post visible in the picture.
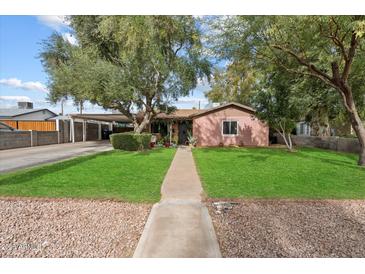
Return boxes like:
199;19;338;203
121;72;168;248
98;122;102;140
56;119;60;144
70;118;75;143
82;120;87;142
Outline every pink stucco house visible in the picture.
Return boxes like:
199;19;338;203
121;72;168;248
191;103;269;147
150;102;269;147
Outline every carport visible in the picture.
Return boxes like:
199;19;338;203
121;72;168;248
69;114;133;143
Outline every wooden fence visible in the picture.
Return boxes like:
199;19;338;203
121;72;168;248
0;120;56;131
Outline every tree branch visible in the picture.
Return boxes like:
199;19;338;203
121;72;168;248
271;44;334;84
342;31;358;81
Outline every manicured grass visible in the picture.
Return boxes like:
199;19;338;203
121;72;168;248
193;147;365;199
0;148;176;202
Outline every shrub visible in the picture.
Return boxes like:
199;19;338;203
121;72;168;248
110;132;152;151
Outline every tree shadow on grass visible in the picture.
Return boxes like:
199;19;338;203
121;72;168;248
236;153;271;163
197;146;362;170
0;151;112;186
294;150;361;170
132;148;166;156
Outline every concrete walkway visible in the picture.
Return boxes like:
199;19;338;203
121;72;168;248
133;147;221;258
0;141;112;173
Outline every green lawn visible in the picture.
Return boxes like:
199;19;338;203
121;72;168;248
0;148;176;202
193;147;365;199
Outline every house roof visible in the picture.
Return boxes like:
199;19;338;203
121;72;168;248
68;103;256;122
154;109;206;120
189;102;256;118
70;109;206;122
0;108;57;119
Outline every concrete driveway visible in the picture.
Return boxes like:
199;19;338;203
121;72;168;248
0;141;112;173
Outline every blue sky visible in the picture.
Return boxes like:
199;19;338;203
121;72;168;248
0;16;211;114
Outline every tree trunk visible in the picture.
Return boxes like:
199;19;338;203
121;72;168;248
347;108;365;166
276;129;293;151
134;111;152;134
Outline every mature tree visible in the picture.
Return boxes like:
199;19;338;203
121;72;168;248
209;16;365;165
252;70;305;151
205;62;256;105
295;78;345;137
41;16;210;133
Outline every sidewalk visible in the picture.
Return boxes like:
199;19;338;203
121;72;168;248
133;146;221;258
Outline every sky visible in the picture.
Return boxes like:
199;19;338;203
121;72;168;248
0;16;212;115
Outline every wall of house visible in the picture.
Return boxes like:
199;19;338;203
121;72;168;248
86;123;99;141
74;122;83;142
276;134;360;154
193;107;269;147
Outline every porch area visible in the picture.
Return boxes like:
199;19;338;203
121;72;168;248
150;119;192;146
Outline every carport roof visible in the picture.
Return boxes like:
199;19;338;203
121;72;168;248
70;114;132;123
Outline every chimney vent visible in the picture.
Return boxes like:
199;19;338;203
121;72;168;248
18;102;33;109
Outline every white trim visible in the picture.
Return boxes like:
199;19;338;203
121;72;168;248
70;118;75;143
221;120;239;136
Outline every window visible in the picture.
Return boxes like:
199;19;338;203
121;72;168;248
222;121;238;135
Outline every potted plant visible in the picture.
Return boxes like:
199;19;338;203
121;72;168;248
187;130;197;147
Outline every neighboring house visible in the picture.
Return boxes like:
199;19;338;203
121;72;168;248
0;102;58;131
296;121;312;136
295;120;359;137
0;108;57;121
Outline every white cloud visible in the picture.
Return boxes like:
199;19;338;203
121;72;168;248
0;78;49;93
37;16;70;31
62;32;78;45
0;95;32;102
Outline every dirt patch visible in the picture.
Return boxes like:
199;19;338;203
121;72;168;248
207;199;365;257
0;198;151;257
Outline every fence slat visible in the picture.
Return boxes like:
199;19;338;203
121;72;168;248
0;120;56;131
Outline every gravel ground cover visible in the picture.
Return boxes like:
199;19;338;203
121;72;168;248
207;199;365;257
0;198;151;257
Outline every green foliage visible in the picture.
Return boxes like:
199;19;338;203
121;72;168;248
110;132;152;151
193;147;365;199
251;69;304;135
205;62;257;105
40;16;211;131
0;149;176;202
207;16;365;118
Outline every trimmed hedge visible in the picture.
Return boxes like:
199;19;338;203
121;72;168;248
110;132;152;151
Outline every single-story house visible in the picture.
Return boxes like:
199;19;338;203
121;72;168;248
65;102;269;147
0;108;57;121
151;102;269;147
0;102;58;131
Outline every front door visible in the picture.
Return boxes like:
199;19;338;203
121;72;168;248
178;121;188;145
